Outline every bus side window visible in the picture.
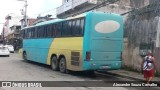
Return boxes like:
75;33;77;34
29;29;31;38
56;23;62;37
62;21;66;36
67;21;72;36
44;26;47;38
34;28;37;38
39;26;42;38
47;24;52;38
31;28;35;38
28;29;29;38
72;19;81;36
68;21;72;35
26;29;28;38
62;21;71;36
40;26;45;38
76;19;81;35
72;20;76;36
23;29;25;39
43;26;46;38
37;27;41;38
46;25;49;38
80;18;85;36
52;24;57;37
25;29;28;38
31;28;33;38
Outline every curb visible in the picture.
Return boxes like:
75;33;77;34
97;71;143;81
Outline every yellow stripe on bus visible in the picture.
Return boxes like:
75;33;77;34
46;37;83;70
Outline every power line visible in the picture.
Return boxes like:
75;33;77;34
33;0;137;18
70;0;120;17
36;8;57;16
34;0;119;17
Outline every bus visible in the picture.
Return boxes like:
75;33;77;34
19;11;123;73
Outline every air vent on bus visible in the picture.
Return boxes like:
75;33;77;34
71;52;80;66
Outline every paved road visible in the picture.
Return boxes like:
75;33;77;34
0;53;159;90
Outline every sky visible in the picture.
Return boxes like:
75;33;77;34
0;0;62;34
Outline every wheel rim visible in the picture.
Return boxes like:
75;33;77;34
51;57;57;69
59;58;66;72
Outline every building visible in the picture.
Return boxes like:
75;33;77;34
2;14;37;50
2;14;22;44
0;35;2;44
56;0;135;19
20;18;37;29
8;25;21;50
56;0;97;18
2;14;23;49
33;15;54;25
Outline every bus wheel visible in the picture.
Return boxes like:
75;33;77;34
23;52;28;61
59;57;67;73
85;70;95;77
51;56;59;71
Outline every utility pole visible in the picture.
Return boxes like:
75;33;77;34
18;0;28;27
2;28;4;44
0;23;4;44
24;0;28;27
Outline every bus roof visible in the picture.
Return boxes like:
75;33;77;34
66;13;86;20
23;11;122;29
35;12;86;26
35;19;64;26
22;19;64;29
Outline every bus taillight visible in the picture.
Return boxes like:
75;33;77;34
86;51;91;61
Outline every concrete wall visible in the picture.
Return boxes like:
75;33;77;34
122;2;160;72
96;0;160;72
123;15;159;71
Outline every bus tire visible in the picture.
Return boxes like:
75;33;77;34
59;57;67;73
23;52;28;61
51;56;59;71
85;70;95;77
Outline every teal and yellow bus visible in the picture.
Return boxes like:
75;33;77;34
19;11;123;73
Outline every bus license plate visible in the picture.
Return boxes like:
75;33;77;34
100;66;110;69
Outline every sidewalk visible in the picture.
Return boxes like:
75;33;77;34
105;69;160;81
